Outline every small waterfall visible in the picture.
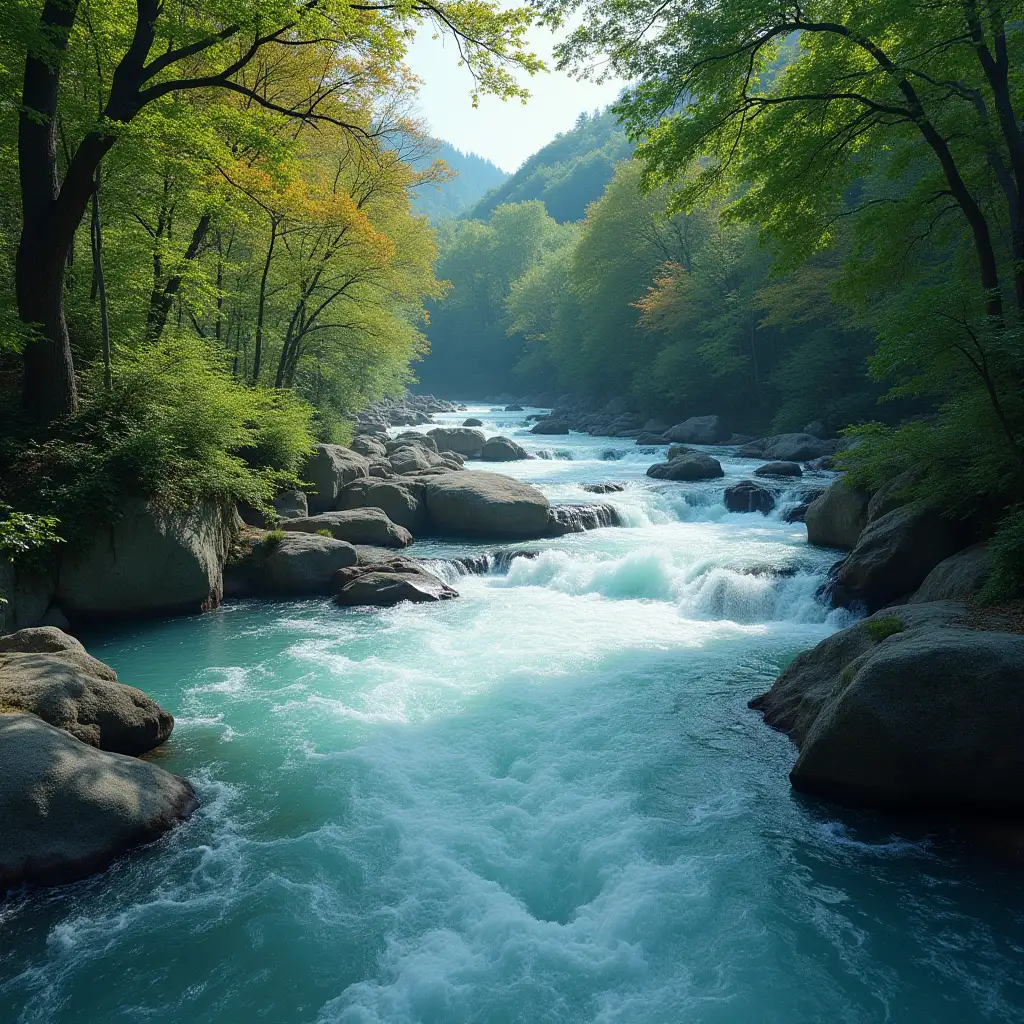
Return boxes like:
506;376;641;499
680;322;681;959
547;503;622;536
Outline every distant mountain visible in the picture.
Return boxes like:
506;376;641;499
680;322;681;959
466;108;634;224
411;142;509;221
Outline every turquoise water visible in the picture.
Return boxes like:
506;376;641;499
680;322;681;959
2;405;1023;1023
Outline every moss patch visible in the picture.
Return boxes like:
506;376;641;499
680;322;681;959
864;616;905;643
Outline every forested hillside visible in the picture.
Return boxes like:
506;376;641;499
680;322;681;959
467;108;632;223
411;142;508;221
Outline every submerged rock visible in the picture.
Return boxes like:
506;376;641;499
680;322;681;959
333;559;458;607
725;482;776;515
750;603;1024;813
581;482;626;494
0;713;197;892
423;472;551;539
647;453;724;481
0;628;173;755
282;510;413;549
546;503;621;536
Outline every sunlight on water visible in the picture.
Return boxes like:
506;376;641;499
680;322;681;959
1;403;1022;1024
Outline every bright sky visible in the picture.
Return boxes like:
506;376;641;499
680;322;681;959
405;22;626;173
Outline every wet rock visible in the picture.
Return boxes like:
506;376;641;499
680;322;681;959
333;559;458;607
0;713;198;892
546;503;621;536
281;510;413;549
423;472;551;539
530;418;570;435
755;461;802;478
480;436;529;462
581;483;626;494
725;482;776;515
647;453;725;481
463;417;484;427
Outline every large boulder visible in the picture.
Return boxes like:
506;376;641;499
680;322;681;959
635;432;669;446
530;418;570;436
463;418;484;427
546;503;620;536
480;436;529;462
0;561;55;634
281;510;412;549
0;713;197;891
302;444;370;514
750;604;1024;812
56;499;233;621
725;482;775;515
0;629;174;755
224;531;358;597
665;415;731;445
333;559;458;607
804;481;871;550
423;472;551;539
909;543;990;604
830;504;965;612
647;453;724;481
427;427;486;458
743;433;833;462
336;479;426;534
388;445;444;476
350;435;388;459
866;467;924;524
272;489;308;520
755;461;802;478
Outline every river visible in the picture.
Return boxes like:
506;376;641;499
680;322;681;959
2;404;1023;1023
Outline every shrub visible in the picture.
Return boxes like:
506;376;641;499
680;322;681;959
263;529;286;550
980;505;1024;604
315;528;334;538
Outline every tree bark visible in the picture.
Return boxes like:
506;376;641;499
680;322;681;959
90;172;111;390
252;217;278;384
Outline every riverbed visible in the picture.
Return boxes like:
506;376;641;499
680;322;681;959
2;404;1022;1023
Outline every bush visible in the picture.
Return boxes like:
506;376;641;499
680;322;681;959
315;528;334;538
980;505;1024;604
263;529;286;550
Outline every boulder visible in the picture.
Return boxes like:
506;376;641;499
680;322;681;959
782;488;826;525
647;453;725;481
479;436;529;462
336;479;425;534
750;604;1024;812
388;445;443;476
272;489;308;520
830;504;965;612
725;482;776;515
761;433;832;462
387;433;439;455
581;483;626;494
909;543;990;604
463;418;484;427
805;481;871;550
755;461;802;478
350;435;388;459
530;418;570;435
423;472;551;539
802;420;830;439
504;404;523;412
368;459;393;479
0;561;55;634
0;630;174;755
281;510;413;549
427;427;486;458
546;503;620;536
665;415;731;445
667;444;693;461
56;500;232;621
0;713;197;891
635;432;669;446
333;559;458;607
302;444;370;514
225;532;358;597
866;467;924;524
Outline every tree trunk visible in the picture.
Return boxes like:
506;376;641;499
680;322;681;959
252;217;278;384
90;176;111;391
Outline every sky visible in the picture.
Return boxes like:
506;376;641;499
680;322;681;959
404;21;626;173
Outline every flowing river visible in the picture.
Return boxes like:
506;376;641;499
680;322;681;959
2;404;1023;1023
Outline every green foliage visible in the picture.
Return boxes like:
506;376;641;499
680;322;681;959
412;142;508;222
263;529;286;549
864;617;905;643
980;507;1024;605
0;505;64;562
315;528;334;538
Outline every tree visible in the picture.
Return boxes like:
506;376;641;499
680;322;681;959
6;0;542;421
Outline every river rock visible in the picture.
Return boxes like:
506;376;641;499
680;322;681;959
829;504;965;612
763;433;833;461
909;543;990;604
647;453;725;481
750;603;1024;812
337;479;426;534
303;444;370;514
505;404;524;412
0;630;174;755
530;418;570;435
281;510;412;548
387;433;439;455
333;560;458;607
272;489;308;520
546;503;621;536
755;461;802;478
225;531;359;597
479;436;529;462
725;482;776;515
56;499;233;621
423;472;551;539
635;432;669;445
805;481;871;550
0;713;197;891
665;416;731;445
388;445;445;476
350;435;388;459
463;418;484;427
866;467;924;524
581;483;626;494
426;427;486;457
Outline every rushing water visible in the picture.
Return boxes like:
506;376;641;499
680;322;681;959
2;405;1023;1023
